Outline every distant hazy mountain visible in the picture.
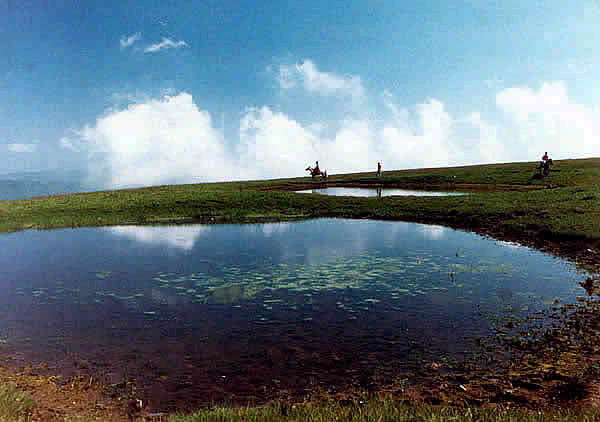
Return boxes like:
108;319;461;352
0;169;96;200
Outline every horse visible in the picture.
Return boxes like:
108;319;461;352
305;166;327;179
536;158;553;176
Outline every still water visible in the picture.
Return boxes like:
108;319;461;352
0;219;587;410
296;187;467;197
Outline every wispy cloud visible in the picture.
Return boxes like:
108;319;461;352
120;32;141;49
7;143;36;153
276;59;364;99
59;137;79;152
144;37;188;53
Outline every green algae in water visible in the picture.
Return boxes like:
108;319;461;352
61;247;575;317
95;270;112;280
207;283;247;304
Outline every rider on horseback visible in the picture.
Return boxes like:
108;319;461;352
538;152;553;176
306;161;326;179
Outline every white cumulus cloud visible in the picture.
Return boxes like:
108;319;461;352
66;71;600;190
7;143;36;153
380;97;458;169
144;37;188;53
238;106;319;179
120;32;141;49
495;81;600;160
277;59;364;99
77;92;233;188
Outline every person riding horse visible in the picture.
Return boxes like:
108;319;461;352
537;152;553;176
305;161;327;179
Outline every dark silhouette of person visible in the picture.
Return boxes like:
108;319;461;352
377;162;382;176
539;152;552;175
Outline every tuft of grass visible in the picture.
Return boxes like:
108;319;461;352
0;383;36;421
168;397;600;422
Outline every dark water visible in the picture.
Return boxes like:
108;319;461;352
0;220;587;410
296;187;467;197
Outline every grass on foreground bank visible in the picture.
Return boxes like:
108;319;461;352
168;398;600;422
0;384;35;421
4;390;600;422
0;158;599;243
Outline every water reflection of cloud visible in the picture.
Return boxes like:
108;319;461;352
495;240;523;249
418;224;447;240
303;220;373;267
382;221;411;245
259;223;291;236
107;225;210;250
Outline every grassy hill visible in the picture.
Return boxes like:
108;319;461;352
0;158;599;251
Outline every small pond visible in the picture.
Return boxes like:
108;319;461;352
296;187;467;197
0;219;588;410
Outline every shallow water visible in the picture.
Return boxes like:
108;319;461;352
0;219;588;410
296;187;467;197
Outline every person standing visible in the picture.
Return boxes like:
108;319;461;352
376;161;382;177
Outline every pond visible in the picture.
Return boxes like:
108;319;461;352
0;219;588;411
295;187;467;197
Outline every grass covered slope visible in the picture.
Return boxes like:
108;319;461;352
325;157;600;187
0;158;599;245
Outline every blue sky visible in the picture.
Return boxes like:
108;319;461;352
2;0;599;187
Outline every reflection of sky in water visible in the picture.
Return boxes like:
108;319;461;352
107;225;210;250
0;220;587;311
296;187;467;197
0;219;591;409
418;224;447;240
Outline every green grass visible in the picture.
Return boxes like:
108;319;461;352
169;398;600;422
0;383;35;421
319;157;600;187
1;159;599;243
